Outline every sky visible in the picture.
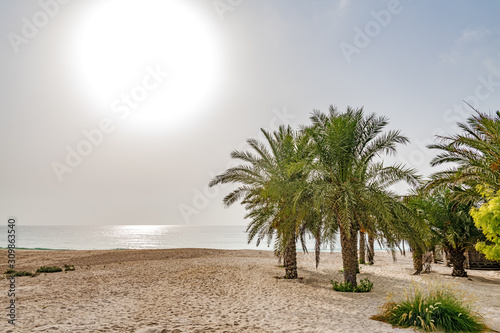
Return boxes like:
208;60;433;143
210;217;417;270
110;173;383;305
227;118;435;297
1;0;500;226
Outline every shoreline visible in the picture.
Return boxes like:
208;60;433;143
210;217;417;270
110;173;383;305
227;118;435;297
0;247;405;253
1;249;499;332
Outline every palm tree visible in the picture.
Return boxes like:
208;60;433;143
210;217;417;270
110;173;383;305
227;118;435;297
304;106;422;287
406;188;484;277
404;190;438;275
209;126;313;279
427;109;500;202
427;109;500;261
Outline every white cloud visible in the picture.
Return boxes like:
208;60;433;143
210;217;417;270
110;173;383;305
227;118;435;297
439;28;500;67
458;28;492;43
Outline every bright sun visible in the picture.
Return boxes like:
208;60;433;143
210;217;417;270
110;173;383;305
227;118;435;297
70;0;222;131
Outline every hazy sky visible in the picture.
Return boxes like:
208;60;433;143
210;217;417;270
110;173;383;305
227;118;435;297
1;0;500;226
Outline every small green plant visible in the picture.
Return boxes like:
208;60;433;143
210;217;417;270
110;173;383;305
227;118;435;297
331;278;373;292
4;269;34;277
36;266;62;274
372;280;487;332
64;264;75;271
13;271;34;277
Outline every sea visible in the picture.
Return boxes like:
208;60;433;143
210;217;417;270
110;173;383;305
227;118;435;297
0;225;393;252
0;225;332;251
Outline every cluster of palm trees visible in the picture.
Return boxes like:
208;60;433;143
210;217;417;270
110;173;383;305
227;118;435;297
405;189;484;277
416;108;500;272
210;106;425;287
210;105;500;286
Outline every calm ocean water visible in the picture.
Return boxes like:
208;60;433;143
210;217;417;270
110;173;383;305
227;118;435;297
0;225;337;251
0;225;259;250
0;225;391;252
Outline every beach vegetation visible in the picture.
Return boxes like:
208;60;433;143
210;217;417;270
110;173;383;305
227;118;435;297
373;280;488;332
4;269;35;277
12;270;35;277
470;189;500;261
304;106;423;287
209;126;319;279
331;278;373;292
210;106;425;286
405;188;484;277
36;266;63;273
426;109;500;262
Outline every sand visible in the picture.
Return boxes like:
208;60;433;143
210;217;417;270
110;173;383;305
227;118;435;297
1;248;499;333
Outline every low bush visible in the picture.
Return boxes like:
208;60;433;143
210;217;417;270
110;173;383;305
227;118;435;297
372;280;487;332
13;271;34;277
331;278;373;292
36;266;62;274
4;269;34;277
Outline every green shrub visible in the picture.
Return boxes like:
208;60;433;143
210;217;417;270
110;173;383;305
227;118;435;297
36;266;62;274
331;278;373;292
372;280;487;332
13;271;34;277
4;269;34;277
64;264;75;271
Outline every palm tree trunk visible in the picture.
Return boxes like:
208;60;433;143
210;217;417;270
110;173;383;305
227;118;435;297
340;226;358;287
444;249;451;267
315;229;321;269
449;248;467;277
284;234;298;279
412;247;423;275
359;231;366;264
367;233;374;264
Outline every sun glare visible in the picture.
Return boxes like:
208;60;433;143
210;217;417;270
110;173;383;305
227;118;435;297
70;0;223;131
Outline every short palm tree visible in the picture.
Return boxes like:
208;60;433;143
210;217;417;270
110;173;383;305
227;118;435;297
209;125;313;279
304;106;422;287
406;188;484;277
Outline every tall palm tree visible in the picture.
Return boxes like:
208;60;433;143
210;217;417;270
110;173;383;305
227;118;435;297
209;126;313;279
304;106;422;287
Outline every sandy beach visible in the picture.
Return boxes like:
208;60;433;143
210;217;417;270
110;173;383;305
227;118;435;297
1;249;499;333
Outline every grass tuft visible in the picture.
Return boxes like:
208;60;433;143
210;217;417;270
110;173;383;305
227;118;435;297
371;280;488;332
331;278;373;292
4;269;35;277
36;266;62;274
